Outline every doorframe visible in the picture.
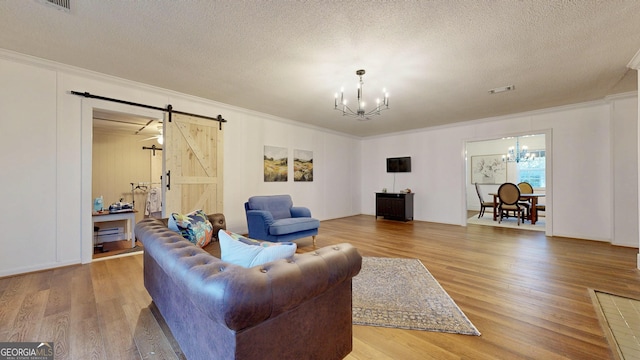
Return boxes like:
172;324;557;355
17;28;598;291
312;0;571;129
462;128;553;236
80;98;164;264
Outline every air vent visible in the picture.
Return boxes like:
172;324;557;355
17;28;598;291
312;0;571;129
488;85;515;94
36;0;70;13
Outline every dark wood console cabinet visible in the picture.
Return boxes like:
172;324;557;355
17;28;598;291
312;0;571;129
375;192;414;221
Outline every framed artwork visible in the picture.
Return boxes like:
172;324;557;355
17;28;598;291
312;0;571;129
294;149;313;182
264;145;288;182
471;154;506;184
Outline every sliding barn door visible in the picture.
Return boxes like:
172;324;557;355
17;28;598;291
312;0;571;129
163;113;223;216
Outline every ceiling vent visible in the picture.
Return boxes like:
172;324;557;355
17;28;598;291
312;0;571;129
488;85;515;94
36;0;70;13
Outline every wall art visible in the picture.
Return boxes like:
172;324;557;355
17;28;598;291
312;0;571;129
294;149;313;182
471;154;506;184
264;145;288;182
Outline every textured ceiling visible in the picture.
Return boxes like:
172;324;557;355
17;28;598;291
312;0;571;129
1;1;639;137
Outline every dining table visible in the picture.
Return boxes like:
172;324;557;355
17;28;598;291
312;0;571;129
489;193;545;225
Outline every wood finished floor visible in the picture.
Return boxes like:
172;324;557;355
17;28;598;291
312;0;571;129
1;215;639;359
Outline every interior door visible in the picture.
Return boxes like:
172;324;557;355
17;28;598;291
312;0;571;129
163;113;223;216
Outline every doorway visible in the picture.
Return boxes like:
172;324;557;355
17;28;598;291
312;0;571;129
464;131;552;235
81;99;165;263
81;97;225;263
91;108;164;259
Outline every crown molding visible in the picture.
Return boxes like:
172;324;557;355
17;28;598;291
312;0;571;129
627;48;640;70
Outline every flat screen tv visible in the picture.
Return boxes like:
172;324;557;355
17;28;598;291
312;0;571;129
387;157;411;173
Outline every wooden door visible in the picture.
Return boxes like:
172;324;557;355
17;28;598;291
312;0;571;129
163;113;223;216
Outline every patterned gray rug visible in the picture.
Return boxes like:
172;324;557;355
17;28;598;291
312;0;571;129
352;257;481;335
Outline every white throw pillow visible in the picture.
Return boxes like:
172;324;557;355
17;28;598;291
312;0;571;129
218;229;297;268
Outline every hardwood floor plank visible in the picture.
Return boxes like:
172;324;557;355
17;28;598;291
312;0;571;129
38;311;70;359
69;317;107;360
70;264;99;323
129;306;178;360
7;288;48;342
43;267;73;317
0;276;28;334
348;327;450;360
95;298;139;359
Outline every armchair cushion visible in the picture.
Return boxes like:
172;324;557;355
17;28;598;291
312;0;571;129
219;229;296;267
270;217;320;236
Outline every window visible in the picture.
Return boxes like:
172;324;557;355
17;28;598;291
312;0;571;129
517;150;545;188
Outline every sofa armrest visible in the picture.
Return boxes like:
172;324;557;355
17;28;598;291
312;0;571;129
246;209;274;238
290;206;311;218
207;213;226;241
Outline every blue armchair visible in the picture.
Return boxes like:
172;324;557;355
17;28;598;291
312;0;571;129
244;195;320;244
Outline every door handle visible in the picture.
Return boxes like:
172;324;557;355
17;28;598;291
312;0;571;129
166;170;171;190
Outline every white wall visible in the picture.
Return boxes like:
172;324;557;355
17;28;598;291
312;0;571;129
361;96;638;245
611;96;639;247
0;50;362;276
361;125;471;225
628;51;640;267
0;57;62;274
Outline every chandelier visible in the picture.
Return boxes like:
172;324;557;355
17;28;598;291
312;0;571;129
502;137;535;162
334;69;389;119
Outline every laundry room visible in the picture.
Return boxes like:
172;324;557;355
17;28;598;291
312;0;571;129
92;109;163;257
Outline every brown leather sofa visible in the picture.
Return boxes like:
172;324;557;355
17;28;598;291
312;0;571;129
135;214;362;360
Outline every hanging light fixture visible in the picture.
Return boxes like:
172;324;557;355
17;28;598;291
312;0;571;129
502;137;535;162
334;69;389;120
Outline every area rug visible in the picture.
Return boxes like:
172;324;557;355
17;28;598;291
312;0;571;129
467;214;545;232
352;257;481;335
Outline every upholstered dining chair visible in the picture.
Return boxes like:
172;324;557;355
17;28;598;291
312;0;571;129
498;182;523;225
474;182;496;218
517;182;533;221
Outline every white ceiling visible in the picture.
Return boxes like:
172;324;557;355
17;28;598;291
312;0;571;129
1;1;639;137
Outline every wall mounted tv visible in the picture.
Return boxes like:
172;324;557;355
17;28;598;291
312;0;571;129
386;157;412;173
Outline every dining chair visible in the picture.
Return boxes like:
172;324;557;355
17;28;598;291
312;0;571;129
536;204;546;217
474;182;496;218
517;182;533;221
498;182;523;225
